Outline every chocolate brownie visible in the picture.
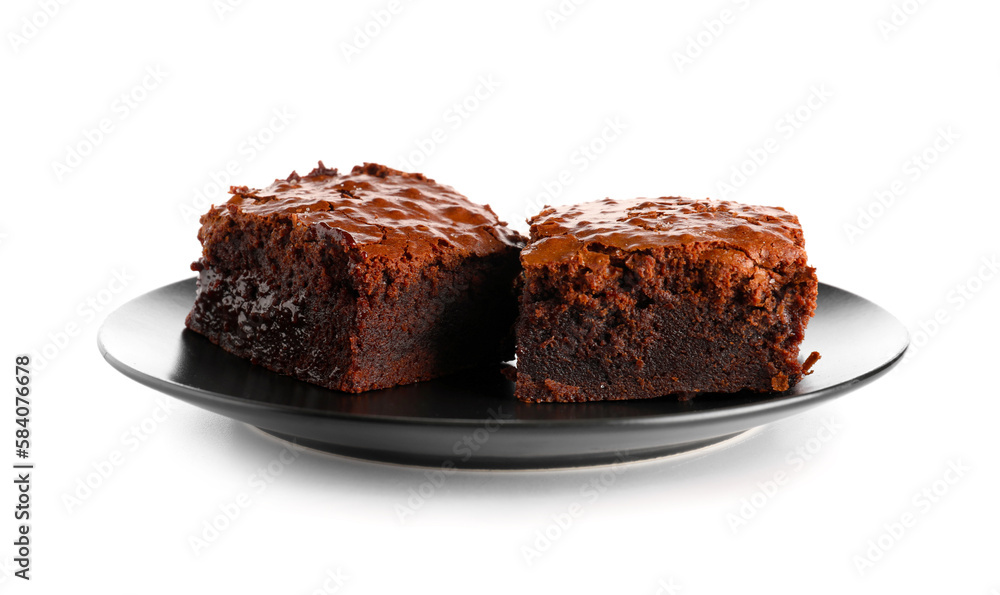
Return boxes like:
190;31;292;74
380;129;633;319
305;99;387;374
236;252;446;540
515;197;818;403
185;162;525;393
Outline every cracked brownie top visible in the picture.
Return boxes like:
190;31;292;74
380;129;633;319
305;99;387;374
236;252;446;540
209;162;524;262
523;197;806;270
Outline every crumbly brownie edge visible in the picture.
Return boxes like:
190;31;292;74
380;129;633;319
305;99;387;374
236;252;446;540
186;204;524;392
513;241;818;403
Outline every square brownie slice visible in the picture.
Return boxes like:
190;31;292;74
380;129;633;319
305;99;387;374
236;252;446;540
515;197;818;403
185;162;525;393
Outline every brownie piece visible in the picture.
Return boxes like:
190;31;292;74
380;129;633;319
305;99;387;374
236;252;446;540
515;197;818;403
185;162;525;393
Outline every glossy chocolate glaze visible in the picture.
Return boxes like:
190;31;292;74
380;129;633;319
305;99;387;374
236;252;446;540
212;162;523;261
523;197;806;269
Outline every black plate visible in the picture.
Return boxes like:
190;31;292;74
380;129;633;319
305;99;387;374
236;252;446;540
98;279;907;469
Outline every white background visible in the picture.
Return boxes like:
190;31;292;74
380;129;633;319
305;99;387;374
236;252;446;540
2;0;999;592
